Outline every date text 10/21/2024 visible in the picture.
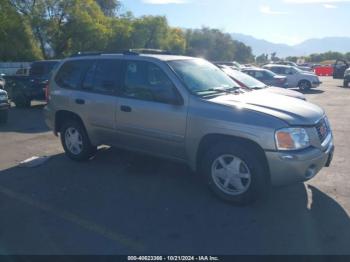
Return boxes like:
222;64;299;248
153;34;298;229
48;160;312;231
127;256;220;261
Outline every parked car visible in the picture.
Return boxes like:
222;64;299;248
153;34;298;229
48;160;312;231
241;68;288;89
263;64;322;91
213;61;245;70
218;65;306;100
274;61;313;72
4;60;60;107
343;68;350;87
333;59;349;79
45;52;334;205
0;74;5;89
0;89;10;123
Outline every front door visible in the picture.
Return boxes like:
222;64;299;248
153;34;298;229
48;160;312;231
115;60;187;160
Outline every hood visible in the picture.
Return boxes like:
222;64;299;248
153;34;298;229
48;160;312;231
208;92;324;126
258;86;306;100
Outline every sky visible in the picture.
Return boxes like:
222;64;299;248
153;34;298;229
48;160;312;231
123;0;350;45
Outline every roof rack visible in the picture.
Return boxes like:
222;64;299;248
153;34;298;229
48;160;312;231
70;49;173;57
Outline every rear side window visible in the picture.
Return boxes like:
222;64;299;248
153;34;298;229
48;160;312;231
30;63;45;76
269;67;280;74
82;60;121;95
30;62;58;77
55;60;89;89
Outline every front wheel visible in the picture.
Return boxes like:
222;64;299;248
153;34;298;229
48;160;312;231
298;80;311;91
201;142;269;205
60;120;97;161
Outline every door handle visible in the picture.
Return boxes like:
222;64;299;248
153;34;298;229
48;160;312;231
75;98;85;105
120;105;132;112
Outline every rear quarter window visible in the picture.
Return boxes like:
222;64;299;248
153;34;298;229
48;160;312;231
55;60;89;89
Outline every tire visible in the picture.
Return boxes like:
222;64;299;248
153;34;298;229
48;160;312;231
60;120;97;161
13;97;31;108
344;80;349;88
200;141;269;205
298;80;311;91
0;110;8;124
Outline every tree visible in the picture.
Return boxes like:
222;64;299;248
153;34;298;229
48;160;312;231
185;27;235;61
9;0;111;58
130;16;169;49
184;27;253;62
95;0;120;17
232;40;254;63
0;0;42;61
256;53;269;65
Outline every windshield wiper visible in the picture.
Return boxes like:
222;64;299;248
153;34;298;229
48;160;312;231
196;86;242;97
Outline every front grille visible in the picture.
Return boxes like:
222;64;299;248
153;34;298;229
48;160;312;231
316;118;329;142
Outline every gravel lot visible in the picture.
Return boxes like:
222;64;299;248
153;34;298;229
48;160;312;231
0;77;349;255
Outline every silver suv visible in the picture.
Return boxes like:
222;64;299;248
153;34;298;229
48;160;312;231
263;64;322;91
45;52;334;204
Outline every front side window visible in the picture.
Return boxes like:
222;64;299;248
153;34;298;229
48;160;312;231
263;70;276;79
122;61;179;104
55;60;89;89
253;71;265;80
168;59;239;97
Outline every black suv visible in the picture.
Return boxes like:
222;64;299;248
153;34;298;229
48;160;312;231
333;59;349;79
5;60;60;107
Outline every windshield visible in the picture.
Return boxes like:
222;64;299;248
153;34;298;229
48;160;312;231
222;67;267;89
292;66;303;73
168;59;240;96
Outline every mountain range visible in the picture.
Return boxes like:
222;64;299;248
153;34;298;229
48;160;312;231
231;33;350;58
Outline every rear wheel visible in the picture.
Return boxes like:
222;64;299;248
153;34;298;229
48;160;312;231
298;80;311;91
60;120;97;161
0;110;8;124
344;80;349;88
201;141;269;205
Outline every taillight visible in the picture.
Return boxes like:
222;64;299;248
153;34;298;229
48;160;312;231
45;83;50;102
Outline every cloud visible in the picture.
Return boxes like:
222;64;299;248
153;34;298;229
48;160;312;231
284;0;350;3
260;5;288;15
142;0;188;4
323;3;338;7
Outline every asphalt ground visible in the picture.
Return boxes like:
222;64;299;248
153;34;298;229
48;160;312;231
0;77;349;255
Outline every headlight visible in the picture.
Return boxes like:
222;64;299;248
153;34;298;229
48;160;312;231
0;93;8;101
275;128;310;151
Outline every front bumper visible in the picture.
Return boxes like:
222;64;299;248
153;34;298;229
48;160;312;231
312;81;322;88
265;136;334;186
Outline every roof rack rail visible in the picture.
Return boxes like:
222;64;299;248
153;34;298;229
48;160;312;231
126;49;173;55
70;51;104;57
70;49;174;58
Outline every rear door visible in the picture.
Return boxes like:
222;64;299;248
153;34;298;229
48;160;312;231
56;59;120;144
115;60;187;160
78;59;120;144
